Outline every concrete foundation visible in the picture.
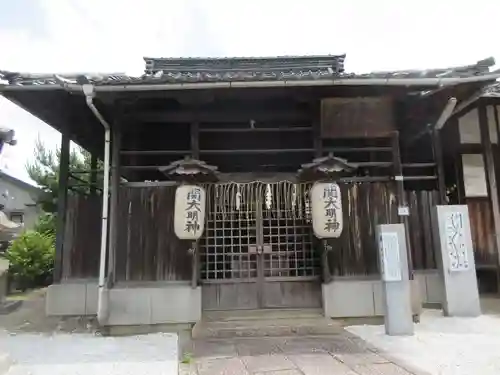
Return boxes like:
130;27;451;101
47;271;444;323
322;270;442;318
413;269;444;307
46;281;202;325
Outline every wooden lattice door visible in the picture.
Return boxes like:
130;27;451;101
200;181;322;310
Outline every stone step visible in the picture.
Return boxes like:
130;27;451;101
202;308;324;322
192;316;343;339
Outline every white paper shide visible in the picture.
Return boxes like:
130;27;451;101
445;211;469;271
174;185;206;240
310;182;343;238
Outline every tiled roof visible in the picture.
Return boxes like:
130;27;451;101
143;55;345;83
0;55;497;87
483;81;500;97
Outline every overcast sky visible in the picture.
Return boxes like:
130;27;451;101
1;0;499;184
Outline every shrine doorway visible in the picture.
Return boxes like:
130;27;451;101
199;181;323;310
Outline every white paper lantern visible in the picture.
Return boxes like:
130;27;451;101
310;182;343;238
174;185;206;240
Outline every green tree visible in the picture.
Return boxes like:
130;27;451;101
5;230;55;290
25;138;101;214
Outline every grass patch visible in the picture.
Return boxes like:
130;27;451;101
181;352;193;364
7;288;42;301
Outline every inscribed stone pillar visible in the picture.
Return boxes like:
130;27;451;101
433;205;481;317
377;224;414;336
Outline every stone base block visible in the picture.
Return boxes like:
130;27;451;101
46;281;95;316
414;270;444;306
46;281;201;326
322;278;423;318
107;284;201;326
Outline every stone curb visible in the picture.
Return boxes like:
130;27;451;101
0;353;11;375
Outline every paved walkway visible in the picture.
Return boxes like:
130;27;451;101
180;333;415;375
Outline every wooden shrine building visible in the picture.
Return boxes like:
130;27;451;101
1;55;500;325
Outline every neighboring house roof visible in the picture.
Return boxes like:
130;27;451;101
0;55;498;87
0;128;16;146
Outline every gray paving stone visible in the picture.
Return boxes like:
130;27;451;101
278;337;331;354
193;340;238;359
235;338;285;356
334;352;390;367
289;353;357;375
241;354;296;373
196;357;249;375
323;337;366;354
353;363;413;375
253;370;303;375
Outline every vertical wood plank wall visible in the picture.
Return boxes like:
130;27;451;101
467;198;496;268
62;193;101;279
326;183;438;277
114;185;192;282
61;185;440;280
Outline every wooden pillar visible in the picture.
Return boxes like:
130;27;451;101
478;101;500;292
107;124;121;286
391;131;414;278
449;117;466;204
431;129;447;204
494;105;500;204
191;121;199;159
90;154;98;194
54;132;70;283
313;101;322;158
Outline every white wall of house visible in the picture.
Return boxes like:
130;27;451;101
0;173;40;235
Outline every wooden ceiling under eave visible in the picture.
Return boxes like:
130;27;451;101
2;89;105;156
399;81;494;143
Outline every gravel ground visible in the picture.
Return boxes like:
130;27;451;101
0;332;178;375
0;289;98;335
347;309;500;375
0;289;178;375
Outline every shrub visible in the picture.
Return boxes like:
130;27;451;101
34;212;56;237
5;231;55;290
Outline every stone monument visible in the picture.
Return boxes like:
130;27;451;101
433;205;481;317
377;223;414;336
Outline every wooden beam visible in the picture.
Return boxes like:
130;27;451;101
107;124;121;286
391;131;414;279
201;148;314;155
325;146;392;153
121;150;189;156
459;143;484;154
402;163;436;168
199;127;312;133
54;131;70;283
133;109;309;123
401;176;437;181
478;101;500;293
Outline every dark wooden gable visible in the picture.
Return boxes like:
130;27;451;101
321;97;395;138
